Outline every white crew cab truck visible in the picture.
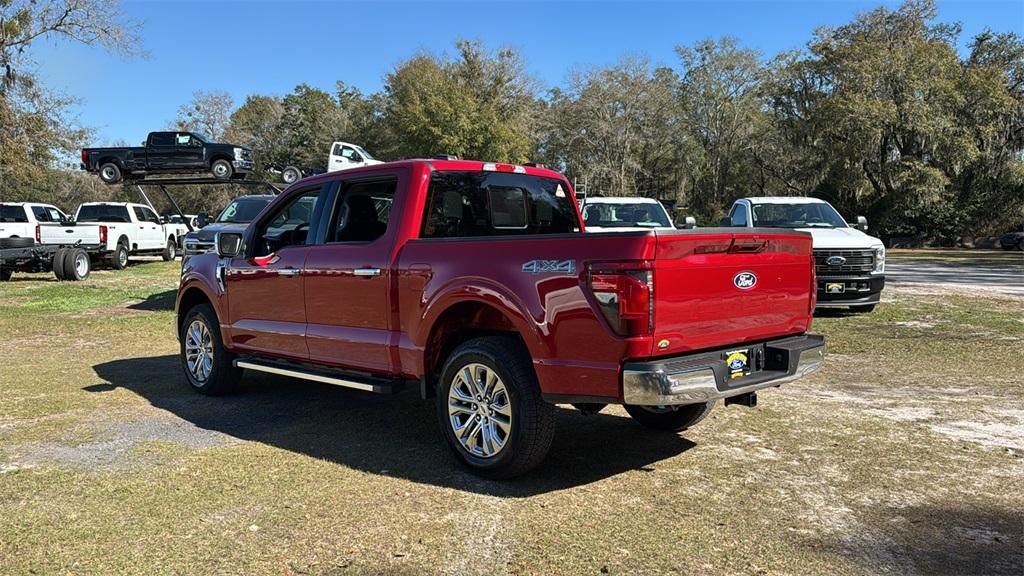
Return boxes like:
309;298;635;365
73;202;182;268
1;202;102;244
724;197;885;312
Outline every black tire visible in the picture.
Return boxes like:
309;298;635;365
179;303;242;395
282;166;302;184
110;242;129;270
0;268;13;281
1001;244;1015;251
850;304;877;313
98;162;122;184
211;159;233;180
0;237;34;249
62;248;90;281
1018;239;1024;252
624;402;715;432
52;248;69;280
436;336;556;479
162;238;177;261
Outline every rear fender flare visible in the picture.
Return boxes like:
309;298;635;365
418;278;550;361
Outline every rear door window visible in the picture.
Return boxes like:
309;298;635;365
421;171;579;238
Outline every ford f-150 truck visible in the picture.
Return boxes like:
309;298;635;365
81;131;254;184
176;159;824;478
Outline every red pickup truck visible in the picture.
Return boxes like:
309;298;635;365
175;159;824;478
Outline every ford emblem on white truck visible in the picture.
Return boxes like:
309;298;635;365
733;271;757;290
826;255;847;266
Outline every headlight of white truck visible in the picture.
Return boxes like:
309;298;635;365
233;147;243;160
872;244;885;274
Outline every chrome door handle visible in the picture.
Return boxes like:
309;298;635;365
353;268;381;277
278;267;301;276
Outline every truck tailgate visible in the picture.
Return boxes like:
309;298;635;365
651;228;814;357
39;223;101;246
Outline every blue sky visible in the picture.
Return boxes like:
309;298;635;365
34;0;1023;145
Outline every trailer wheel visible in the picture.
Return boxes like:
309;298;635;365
62;248;90;281
282;166;302;184
111;242;129;270
211;159;233;179
99;163;122;184
624;402;715;432
162;239;177;261
0;268;12;281
52;248;69;280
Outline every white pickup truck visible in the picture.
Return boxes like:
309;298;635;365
0;202;101;244
276;142;382;184
724;197;885;312
73;202;183;268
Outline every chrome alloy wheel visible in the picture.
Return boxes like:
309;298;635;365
101;165;117;180
185;319;215;382
213;162;229;177
447;363;512;458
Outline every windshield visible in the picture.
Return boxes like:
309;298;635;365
215;197;272;223
750;202;847;228
354;145;374;160
582;202;672;228
76;204;131;223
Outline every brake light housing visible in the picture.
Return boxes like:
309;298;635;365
99;225;108;245
587;261;654;337
35;224;41;244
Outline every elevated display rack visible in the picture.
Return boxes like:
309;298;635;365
128;177;286;232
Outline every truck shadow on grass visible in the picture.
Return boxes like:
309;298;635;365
90;355;695;496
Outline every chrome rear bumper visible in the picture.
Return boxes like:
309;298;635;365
622;334;824;406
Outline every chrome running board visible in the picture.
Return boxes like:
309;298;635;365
234;359;400;394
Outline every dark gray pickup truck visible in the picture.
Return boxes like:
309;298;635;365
81;131;254;184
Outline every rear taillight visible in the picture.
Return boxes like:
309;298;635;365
587;263;654;337
99;225;108;245
81;149;87;164
34;224;40;243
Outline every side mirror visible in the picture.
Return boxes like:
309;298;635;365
855;216;868;232
719;217;731;227
197;213;210;227
215;232;243;258
680;216;697;229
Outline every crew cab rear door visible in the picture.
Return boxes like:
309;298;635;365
649;228;814;357
302;171;404;374
225;183;327;360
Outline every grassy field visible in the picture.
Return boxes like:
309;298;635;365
1;251;1021;575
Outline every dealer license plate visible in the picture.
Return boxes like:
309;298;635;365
825;282;845;294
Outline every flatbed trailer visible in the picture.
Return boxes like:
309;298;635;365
0;240;103;282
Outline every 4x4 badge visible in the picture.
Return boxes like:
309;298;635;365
522;260;576;275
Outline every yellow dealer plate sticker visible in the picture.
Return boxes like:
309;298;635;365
725;350;749;379
826;282;845;294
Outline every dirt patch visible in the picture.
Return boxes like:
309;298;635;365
3;414;239;470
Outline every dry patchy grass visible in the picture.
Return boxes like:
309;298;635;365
0;256;1021;575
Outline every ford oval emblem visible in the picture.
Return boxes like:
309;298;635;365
733;271;757;290
826;255;847;266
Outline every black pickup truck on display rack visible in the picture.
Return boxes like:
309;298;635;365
81;131;254;184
